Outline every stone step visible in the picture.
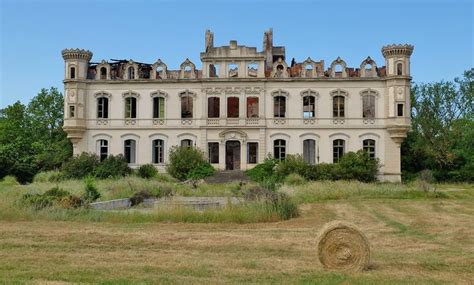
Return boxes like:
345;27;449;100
205;170;250;184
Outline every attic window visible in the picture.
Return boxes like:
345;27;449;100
100;67;107;80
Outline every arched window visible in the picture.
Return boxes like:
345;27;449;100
128;67;135;79
333;139;345;163
227;97;239;118
70;66;76;79
274;139;286;160
98;139;108;162
274;96;286;118
97;97;109;119
362;93;376;119
363;139;376;159
333;96;345;118
152;139;164;164
153;97;165;119
208;97;220;118
100;67;107;80
303;95;316;118
181;95;193;118
305;64;313;77
124;139;136;164
124;97;137;118
303;139;316;165
397;63;403;75
181;139;193;148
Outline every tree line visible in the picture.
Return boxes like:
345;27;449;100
1;70;472;183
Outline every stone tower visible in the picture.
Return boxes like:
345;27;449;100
382;44;414;181
61;48;93;154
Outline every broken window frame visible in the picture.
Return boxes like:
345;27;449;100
128;67;135;79
227;63;239;78
303;95;316;118
246;97;259;118
247;62;258;77
152;139;164;164
209;63;219;78
208;97;220;118
363;139;376;160
274;139;286;160
124;139;136;164
227;97;239;118
247;142;258;164
333;139;345;163
181;95;193;118
362;94;376;119
97;97;109;119
208;142;219;164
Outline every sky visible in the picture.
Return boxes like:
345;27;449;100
0;0;472;108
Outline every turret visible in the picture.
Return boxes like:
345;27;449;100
61;48;93;80
61;48;92;154
382;44;414;77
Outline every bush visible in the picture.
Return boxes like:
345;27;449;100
129;190;152;206
166;146;215;181
275;154;308;178
83;176;100;202
0;175;19;186
245;155;278;183
61;153;99;179
337;151;379;182
22;186;70;210
33;170;64;183
137;164;158;179
94;154;131;179
269;192;299;220
283;173;307;186
9;162;38;184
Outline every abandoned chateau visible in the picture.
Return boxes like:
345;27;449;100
62;29;414;182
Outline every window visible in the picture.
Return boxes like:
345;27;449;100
397;103;404;117
153;97;165;118
209;64;219;78
305;64;313;77
227;97;239;118
247;142;258;164
333;96;345;118
247;63;258;77
70;67;75;79
274;139;286;160
208;97;220;118
128;67;135;79
208;142;219;163
228;63;238;77
362;94;375;119
181;95;193;118
303;95;316;118
124;139;136;164
152;139;164;164
363;139;376;159
274;96;286;118
246;97;259;118
97;97;109;119
303;139;316;165
100;67;107;80
98;139;108;162
124;97;137;118
181;139;193;148
397;63;403;76
156;66;165;79
69;105;75;118
333;139;345;163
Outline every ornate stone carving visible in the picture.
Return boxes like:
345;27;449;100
360;56;377;78
329;57;347;78
271;58;289;78
151;59;168;79
179;58;196;79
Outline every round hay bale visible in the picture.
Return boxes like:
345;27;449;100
316;221;370;272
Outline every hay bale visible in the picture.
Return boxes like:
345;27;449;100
316;221;370;272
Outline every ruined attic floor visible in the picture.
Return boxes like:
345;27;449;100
0;198;473;284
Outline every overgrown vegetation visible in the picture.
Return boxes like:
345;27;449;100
166;146;215;181
136;164;158;179
246;151;379;186
61;153;130;179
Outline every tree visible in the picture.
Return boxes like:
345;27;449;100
402;69;473;181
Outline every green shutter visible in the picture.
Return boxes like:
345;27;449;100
159;97;165;118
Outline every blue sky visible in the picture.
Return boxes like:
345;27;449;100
0;0;472;107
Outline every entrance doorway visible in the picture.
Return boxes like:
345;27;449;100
225;141;241;170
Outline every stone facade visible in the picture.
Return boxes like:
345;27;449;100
62;29;414;182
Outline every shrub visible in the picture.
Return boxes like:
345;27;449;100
22;186;70;210
94;154;131;179
275;154;308;178
130;190;152;206
33;170;64;183
0;175;19;186
61;153;99;179
269;192;299;220
9;162;38;184
245;155;278;183
283;173;307;186
137;164;157;179
166;146;215;181
60;195;84;209
83;176;100;202
337;151;379;182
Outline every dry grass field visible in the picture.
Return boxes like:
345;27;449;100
0;180;473;284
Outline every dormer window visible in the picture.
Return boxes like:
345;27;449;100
100;67;107;80
128;67;135;80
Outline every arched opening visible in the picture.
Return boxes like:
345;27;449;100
156;66;164;79
183;65;193;79
305;64;313;77
100;67;107;80
397;63;403;75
